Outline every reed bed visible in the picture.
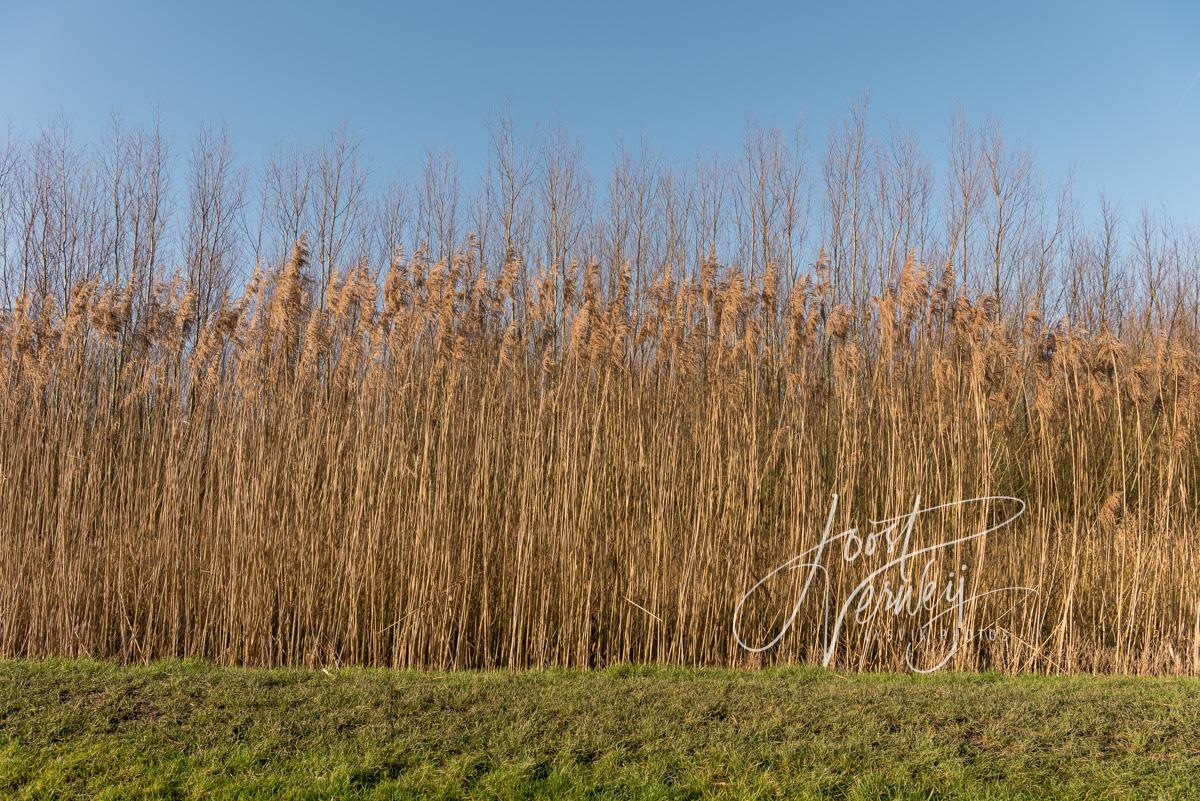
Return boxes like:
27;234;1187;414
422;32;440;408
2;229;1199;674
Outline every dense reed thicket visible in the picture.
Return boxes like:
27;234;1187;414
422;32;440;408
2;108;1200;672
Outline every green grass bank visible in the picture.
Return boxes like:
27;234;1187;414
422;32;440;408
1;660;1198;800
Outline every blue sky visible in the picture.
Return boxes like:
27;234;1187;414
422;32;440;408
3;0;1199;219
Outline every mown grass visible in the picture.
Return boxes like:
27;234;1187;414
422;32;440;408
0;660;1198;799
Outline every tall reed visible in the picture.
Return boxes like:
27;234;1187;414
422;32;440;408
3;235;1200;674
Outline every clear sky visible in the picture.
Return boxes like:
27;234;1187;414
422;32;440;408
3;0;1199;219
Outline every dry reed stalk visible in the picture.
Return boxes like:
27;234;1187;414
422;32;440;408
1;237;1199;675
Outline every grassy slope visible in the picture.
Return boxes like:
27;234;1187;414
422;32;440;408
1;661;1198;800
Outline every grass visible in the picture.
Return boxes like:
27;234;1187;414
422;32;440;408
1;660;1199;799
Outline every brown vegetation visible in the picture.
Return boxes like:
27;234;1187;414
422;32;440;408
1;107;1199;672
